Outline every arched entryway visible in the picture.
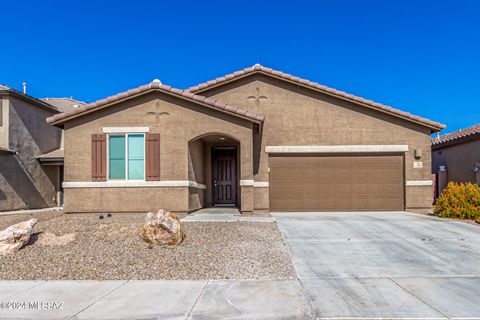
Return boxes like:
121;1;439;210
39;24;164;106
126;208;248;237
188;134;241;211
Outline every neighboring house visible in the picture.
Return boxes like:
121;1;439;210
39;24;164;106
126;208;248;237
0;84;63;211
41;97;86;113
432;124;480;195
47;64;445;214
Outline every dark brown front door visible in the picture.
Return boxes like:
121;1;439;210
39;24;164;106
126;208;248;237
212;148;237;205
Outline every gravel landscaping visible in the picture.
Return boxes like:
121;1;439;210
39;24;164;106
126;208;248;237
0;213;295;280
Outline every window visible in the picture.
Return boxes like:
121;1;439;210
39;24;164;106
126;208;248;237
108;134;145;180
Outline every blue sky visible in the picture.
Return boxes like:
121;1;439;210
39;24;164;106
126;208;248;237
1;0;479;133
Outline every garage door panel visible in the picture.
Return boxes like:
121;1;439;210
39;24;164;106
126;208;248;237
269;185;289;196
270;197;286;211
367;183;385;194
351;183;369;195
352;169;369;180
352;199;369;210
336;199;353;210
269;154;404;212
383;183;403;195
317;169;336;180
335;168;353;180
383;168;403;179
286;169;303;180
368;168;387;179
335;183;352;194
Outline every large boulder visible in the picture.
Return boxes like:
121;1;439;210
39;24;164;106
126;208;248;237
0;218;37;255
139;210;184;246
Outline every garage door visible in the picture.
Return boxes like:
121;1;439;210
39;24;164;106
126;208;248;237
269;154;404;211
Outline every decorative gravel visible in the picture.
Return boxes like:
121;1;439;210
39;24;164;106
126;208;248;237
0;214;295;280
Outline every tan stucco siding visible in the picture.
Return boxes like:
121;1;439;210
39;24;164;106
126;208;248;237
66;187;187;213
202;75;434;210
188;138;205;184
432;139;480;185
63;92;254;213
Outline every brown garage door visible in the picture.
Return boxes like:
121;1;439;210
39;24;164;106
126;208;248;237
269;154;404;212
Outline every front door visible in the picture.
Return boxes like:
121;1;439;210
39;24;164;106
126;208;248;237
212;148;237;205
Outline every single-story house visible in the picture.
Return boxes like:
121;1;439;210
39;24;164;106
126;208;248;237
47;64;445;214
432;124;480;195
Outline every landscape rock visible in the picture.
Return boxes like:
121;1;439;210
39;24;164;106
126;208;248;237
139;209;185;246
0;218;37;255
37;232;76;246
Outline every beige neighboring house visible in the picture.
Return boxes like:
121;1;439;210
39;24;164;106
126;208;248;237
47;64;445;214
0;84;64;210
432;124;480;195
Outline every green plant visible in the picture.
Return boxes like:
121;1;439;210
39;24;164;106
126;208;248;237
434;182;480;220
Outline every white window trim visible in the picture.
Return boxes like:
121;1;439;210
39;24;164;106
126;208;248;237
265;145;409;153
103;127;149;133
239;180;269;187
406;180;433;186
63;181;206;189
107;133;146;181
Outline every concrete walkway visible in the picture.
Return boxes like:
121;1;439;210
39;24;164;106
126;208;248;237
273;211;480;319
0;279;309;320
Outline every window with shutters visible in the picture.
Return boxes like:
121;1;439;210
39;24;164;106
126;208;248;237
108;133;145;180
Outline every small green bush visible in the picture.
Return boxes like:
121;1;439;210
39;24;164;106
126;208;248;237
434;182;480;220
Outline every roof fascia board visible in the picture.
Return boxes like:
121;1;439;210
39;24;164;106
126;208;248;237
1;90;59;113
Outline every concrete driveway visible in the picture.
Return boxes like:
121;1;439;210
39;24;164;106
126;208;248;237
273;211;480;319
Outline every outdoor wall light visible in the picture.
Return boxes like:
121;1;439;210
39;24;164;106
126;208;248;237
474;166;480;173
414;149;422;159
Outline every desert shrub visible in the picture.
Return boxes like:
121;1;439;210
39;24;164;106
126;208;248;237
434;182;480;220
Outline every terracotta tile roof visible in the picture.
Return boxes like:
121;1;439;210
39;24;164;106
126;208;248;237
187;64;445;131
46;80;265;125
432;123;480;146
41;97;86;112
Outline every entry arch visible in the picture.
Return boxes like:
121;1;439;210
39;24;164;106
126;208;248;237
187;133;241;210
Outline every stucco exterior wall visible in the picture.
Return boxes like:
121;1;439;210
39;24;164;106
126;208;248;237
200;74;434;210
0;96;61;211
188;139;205;184
66;187;188;213
63;91;254;213
432;139;480;185
188;139;205;211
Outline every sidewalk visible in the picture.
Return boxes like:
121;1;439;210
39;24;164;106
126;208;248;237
0;279;310;320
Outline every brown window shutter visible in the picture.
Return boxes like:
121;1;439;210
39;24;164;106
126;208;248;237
145;133;160;181
91;134;107;181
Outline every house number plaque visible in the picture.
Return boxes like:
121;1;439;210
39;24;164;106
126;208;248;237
413;161;423;169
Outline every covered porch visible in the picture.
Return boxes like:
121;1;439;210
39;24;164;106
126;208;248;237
188;133;243;212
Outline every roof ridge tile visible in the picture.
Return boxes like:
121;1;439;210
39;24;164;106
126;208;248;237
46;82;264;125
432;123;480;145
186;65;445;130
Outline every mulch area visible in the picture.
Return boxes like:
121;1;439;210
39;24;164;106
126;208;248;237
0;213;295;280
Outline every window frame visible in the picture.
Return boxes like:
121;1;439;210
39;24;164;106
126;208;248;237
106;132;146;181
